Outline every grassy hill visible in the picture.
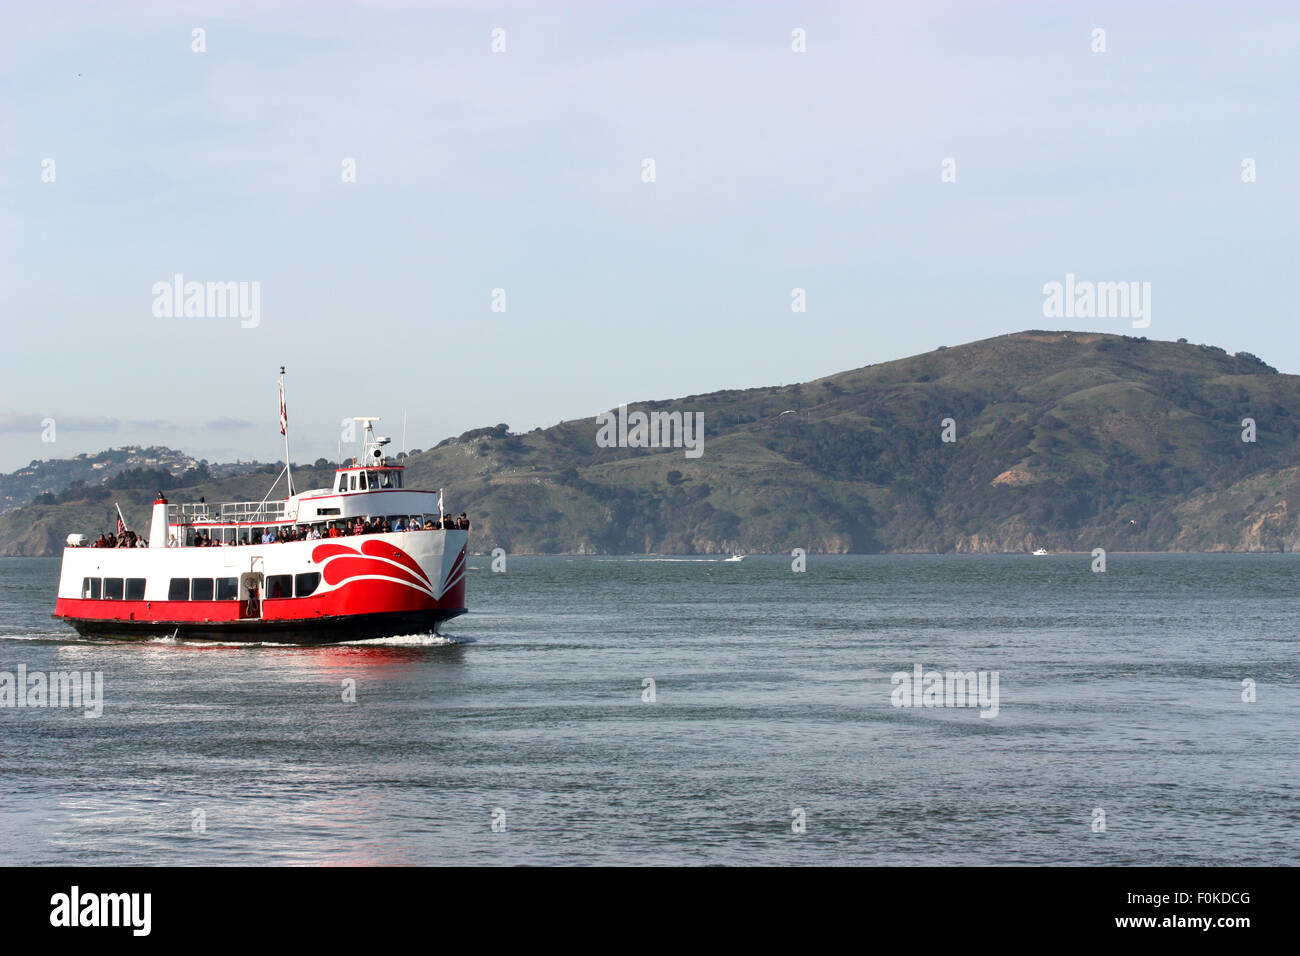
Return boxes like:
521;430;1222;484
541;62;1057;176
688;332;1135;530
3;331;1297;555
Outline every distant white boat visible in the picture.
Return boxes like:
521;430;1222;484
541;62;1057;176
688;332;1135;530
724;554;745;562
1032;548;1049;556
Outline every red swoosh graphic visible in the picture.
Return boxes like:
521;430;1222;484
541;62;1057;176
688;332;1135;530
321;556;433;594
312;543;361;562
360;538;431;584
437;547;466;599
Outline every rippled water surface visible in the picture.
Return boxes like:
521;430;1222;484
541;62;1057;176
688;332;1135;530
1;554;1296;865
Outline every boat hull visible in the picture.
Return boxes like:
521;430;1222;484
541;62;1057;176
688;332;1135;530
61;607;466;643
53;529;468;644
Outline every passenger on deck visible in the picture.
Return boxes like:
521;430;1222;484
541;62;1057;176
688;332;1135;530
393;518;405;532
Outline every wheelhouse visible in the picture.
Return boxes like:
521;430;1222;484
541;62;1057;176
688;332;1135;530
333;462;405;493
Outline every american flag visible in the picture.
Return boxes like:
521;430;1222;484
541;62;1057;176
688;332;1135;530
115;502;129;535
279;383;288;436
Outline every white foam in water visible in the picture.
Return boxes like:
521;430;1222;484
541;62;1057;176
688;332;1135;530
144;636;277;648
622;557;719;563
134;633;471;648
340;633;471;646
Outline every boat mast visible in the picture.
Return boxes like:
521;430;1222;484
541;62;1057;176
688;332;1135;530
279;366;294;497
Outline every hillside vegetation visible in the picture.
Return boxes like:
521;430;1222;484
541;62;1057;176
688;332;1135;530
2;331;1297;555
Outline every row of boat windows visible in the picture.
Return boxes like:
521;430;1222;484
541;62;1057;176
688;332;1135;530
80;573;321;601
338;470;402;492
81;577;147;601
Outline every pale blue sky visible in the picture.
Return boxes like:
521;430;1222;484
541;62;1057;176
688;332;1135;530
2;1;1296;471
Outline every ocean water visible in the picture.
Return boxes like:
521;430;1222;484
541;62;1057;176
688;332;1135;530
0;553;1295;866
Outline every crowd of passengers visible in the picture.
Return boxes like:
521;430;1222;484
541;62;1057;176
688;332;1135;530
91;531;147;548
182;512;471;547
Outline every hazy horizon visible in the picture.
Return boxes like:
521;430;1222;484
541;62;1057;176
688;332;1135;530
3;1;1297;471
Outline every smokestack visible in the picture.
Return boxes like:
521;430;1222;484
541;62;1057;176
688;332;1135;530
150;494;169;548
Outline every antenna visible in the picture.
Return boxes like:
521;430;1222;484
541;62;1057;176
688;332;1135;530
351;417;382;467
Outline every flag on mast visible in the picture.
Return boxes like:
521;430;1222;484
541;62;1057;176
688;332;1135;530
437;488;444;522
279;366;293;497
115;503;130;535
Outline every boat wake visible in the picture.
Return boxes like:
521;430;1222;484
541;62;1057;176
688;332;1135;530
131;632;474;648
144;636;276;647
339;632;472;646
622;557;721;563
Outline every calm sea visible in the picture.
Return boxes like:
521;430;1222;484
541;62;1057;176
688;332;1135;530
0;553;1296;865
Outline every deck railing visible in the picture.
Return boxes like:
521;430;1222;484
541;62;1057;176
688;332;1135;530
168;500;288;525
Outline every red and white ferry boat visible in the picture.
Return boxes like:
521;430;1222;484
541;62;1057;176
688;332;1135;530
52;396;467;643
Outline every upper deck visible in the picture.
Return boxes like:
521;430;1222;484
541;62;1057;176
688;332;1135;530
162;455;448;546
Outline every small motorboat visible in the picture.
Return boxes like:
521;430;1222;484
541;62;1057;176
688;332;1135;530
1032;548;1049;556
724;554;745;562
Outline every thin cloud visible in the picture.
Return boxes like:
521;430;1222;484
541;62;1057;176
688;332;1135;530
0;413;119;433
125;419;185;431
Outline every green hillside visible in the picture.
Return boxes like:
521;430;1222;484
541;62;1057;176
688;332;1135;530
3;331;1297;555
